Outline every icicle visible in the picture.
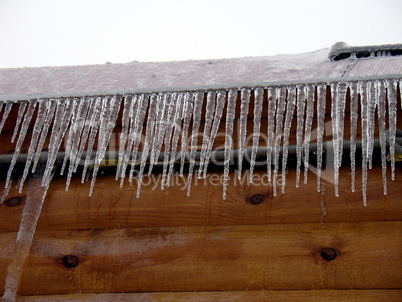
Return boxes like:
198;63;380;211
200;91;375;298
161;93;178;189
0;101;3;115
272;87;286;196
136;93;158;197
60;97;84;176
281;85;296;193
303;84;315;184
116;95;133;180
222;88;237;199
148;93;167;176
187;91;204;196
128;94;150;184
295;85;306;188
349;82;358;192
366;81;377;169
119;95;139;184
2;177;48;302
316;84;327;192
65;97;91;191
2;100;38;201
358;81;369;205
332;82;348;197
72;97;98;173
31;99;57;173
166;93;185;186
238;88;250;179
81;97;103;183
18;99;49;192
0;101;13;133
202;90;226;178
89;95;121;196
376;80;387;195
198;90;216;178
11;101;27;143
249;87;264;181
179;92;193;177
266;87;277;182
42;98;77;188
386;79;398;180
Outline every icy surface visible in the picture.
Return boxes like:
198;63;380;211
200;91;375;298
0;79;400;208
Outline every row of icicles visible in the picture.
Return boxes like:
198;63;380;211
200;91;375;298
0;79;400;205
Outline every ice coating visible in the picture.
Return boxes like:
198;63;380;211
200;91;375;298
0;79;399;207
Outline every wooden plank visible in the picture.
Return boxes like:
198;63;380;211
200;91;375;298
0;166;401;231
0;222;401;295
19;289;402;302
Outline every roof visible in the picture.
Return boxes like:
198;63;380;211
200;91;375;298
1;44;402;102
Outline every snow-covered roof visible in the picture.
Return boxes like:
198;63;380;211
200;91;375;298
1;44;402;102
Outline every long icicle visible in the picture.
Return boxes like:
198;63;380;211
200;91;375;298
238;88;250;179
266;87;277;182
376;80;387;195
249;87;264;181
18;99;49;192
166;93;185;186
179;92;194;177
202;90;226;178
161;93;178;189
136;93;158;197
2;100;38;201
349;82;358;192
2;176;49;302
11;102;27;144
281;85;296;193
187;91;204;196
303;84;315;184
90;95;121;196
385;79;397;181
198;90;216;178
358;81;369;205
316;84;327;192
222;88;237;199
273;87;287;196
295;85;306;188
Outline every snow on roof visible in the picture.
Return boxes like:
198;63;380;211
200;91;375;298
1;45;402;102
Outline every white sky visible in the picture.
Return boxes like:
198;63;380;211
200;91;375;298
0;0;401;68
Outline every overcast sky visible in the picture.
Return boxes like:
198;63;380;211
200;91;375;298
0;0;401;68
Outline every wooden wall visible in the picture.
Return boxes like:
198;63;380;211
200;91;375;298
0;89;401;301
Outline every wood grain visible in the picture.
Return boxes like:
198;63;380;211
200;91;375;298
0;221;400;295
19;289;402;302
0;166;401;231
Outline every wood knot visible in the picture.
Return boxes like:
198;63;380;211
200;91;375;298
320;247;338;261
247;194;265;205
4;196;22;207
62;255;79;269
